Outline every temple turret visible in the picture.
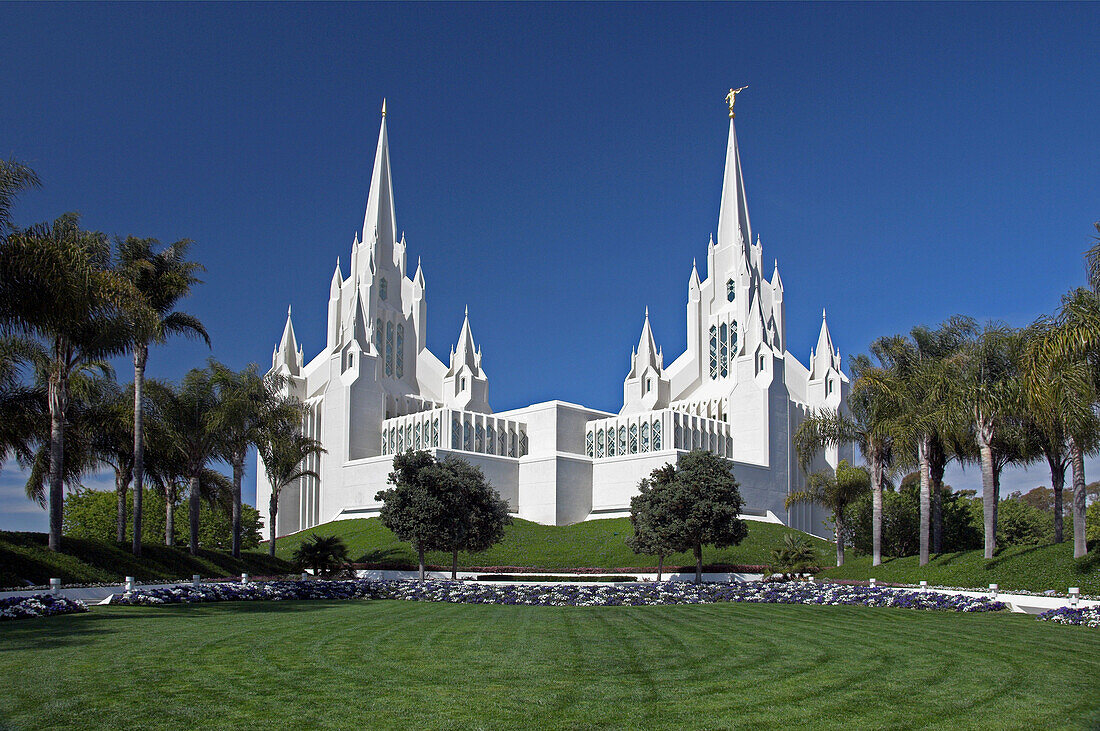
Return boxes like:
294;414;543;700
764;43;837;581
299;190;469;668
810;309;841;380
621;308;669;414
442;308;490;412
360;101;398;280
272;306;303;377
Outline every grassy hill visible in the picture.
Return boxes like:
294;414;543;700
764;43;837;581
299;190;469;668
0;531;294;588
268;516;832;571
819;541;1100;594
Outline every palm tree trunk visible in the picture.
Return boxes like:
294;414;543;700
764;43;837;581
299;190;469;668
166;484;175;546
930;449;945;555
268;492;278;557
835;517;845;567
46;364;67;552
978;420;997;559
694;543;703;584
115;469;130;544
870;452;884;566
918;435;931;566
657;554;664;582
1048;453;1066;544
231;453;244;558
451;548;458;580
132;345;147;556
188;474;200;555
1070;437;1088;559
418;544;426;582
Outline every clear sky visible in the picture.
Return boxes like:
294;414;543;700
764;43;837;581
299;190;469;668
2;2;1098;531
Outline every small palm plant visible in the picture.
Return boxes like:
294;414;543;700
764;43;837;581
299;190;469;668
786;459;870;567
293;535;350;578
766;534;819;581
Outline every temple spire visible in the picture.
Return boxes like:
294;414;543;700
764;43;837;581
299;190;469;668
811;308;839;379
635;308;661;373
361;100;398;273
450;307;482;375
716;103;752;252
274;306;301;376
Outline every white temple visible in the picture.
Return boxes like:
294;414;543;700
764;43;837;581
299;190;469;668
257;96;852;539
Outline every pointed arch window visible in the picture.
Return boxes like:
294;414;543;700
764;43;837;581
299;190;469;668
726;278;736;302
385;322;393;376
374;318;383;355
452;417;461;449
379;277;388;301
709;326;718;380
652;420;662;450
628;423;638;453
396;324;404;378
585;430;594;458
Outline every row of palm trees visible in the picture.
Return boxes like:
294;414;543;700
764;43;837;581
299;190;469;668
797;223;1100;565
0;158;323;556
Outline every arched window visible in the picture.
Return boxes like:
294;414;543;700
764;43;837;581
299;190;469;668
475;423;484;452
385;322;393;376
464;421;473;451
709;325;718;379
396;324;404;378
585;430;594;458
640;421;650;452
596;429;605;458
726;278;735;302
374;318;383;355
720;322;729;377
452;417;461;449
487;424;495;454
379;277;388;301
652;420;662;450
629;423;638;453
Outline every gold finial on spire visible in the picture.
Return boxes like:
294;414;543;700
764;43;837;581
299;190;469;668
726;86;748;118
381;98;387;118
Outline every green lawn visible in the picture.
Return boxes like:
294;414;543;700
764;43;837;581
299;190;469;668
269;516;833;570
820;541;1100;595
0;531;293;588
1;601;1097;729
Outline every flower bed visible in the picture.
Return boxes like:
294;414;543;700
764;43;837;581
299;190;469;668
112;579;1008;612
1036;605;1100;628
0;594;88;621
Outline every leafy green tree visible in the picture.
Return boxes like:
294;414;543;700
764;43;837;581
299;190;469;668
995;497;1052;547
766;534;820;581
627;464;678;580
258;411;323;557
842;480;982;557
375;450;451;581
787;459;870;566
0;214;146;550
116;236;207;556
292;535;350;577
434;456;512;580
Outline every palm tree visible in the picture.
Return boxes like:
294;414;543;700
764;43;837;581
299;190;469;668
0;214;143;550
83;379;137;543
117;236;207;556
767;534;819;581
0;336;43;473
0;157;39;233
292;535;350;577
785;459;870;566
148;368;222;555
210;361;291;557
796;357;897;566
258;416;324;557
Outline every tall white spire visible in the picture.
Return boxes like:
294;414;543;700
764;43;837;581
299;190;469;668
361;100;398;273
633;308;662;374
449;306;482;375
274;306;302;376
716;109;752;252
811;309;839;379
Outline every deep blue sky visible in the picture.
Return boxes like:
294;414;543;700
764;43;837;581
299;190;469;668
2;3;1098;531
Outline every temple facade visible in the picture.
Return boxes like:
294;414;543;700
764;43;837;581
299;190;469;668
257;98;852;539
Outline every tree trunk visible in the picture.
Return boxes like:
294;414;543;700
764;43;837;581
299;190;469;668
166;484;175;547
115;469;130;544
835;516;845;567
978;420;997;559
47;363;67;552
870;452;884;566
418;544;426;582
451;548;458;580
231;454;244;558
1048;452;1066;544
930;443;946;555
132;345;147;556
189;474;201;555
657;554;664;582
694;543;703;584
1070;437;1088;559
918;435;931;566
268;492;278;557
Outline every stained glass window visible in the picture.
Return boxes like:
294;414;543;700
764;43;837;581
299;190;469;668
519;431;528;456
618;426;626;455
432;419;440;447
381;433;388;455
720;323;729;377
607;429;616;457
487;424;495;454
726;278;735;302
709;325;718;379
510;429;517;457
596;429;605;458
675;423;683;449
452;417;461;449
499;430;507;456
397;425;405;453
652;420;662;450
379;277;388;301
464;421;473;451
396;325;404;378
414;422;422;450
585;430;594;457
731;321;738;356
726;435;733;456
374;318;383;355
385;322;393;377
629;423;638;453
389;428;395;454
640;422;649;452
475;424;484;452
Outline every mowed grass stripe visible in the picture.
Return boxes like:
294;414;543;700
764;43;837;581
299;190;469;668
1;601;1098;729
